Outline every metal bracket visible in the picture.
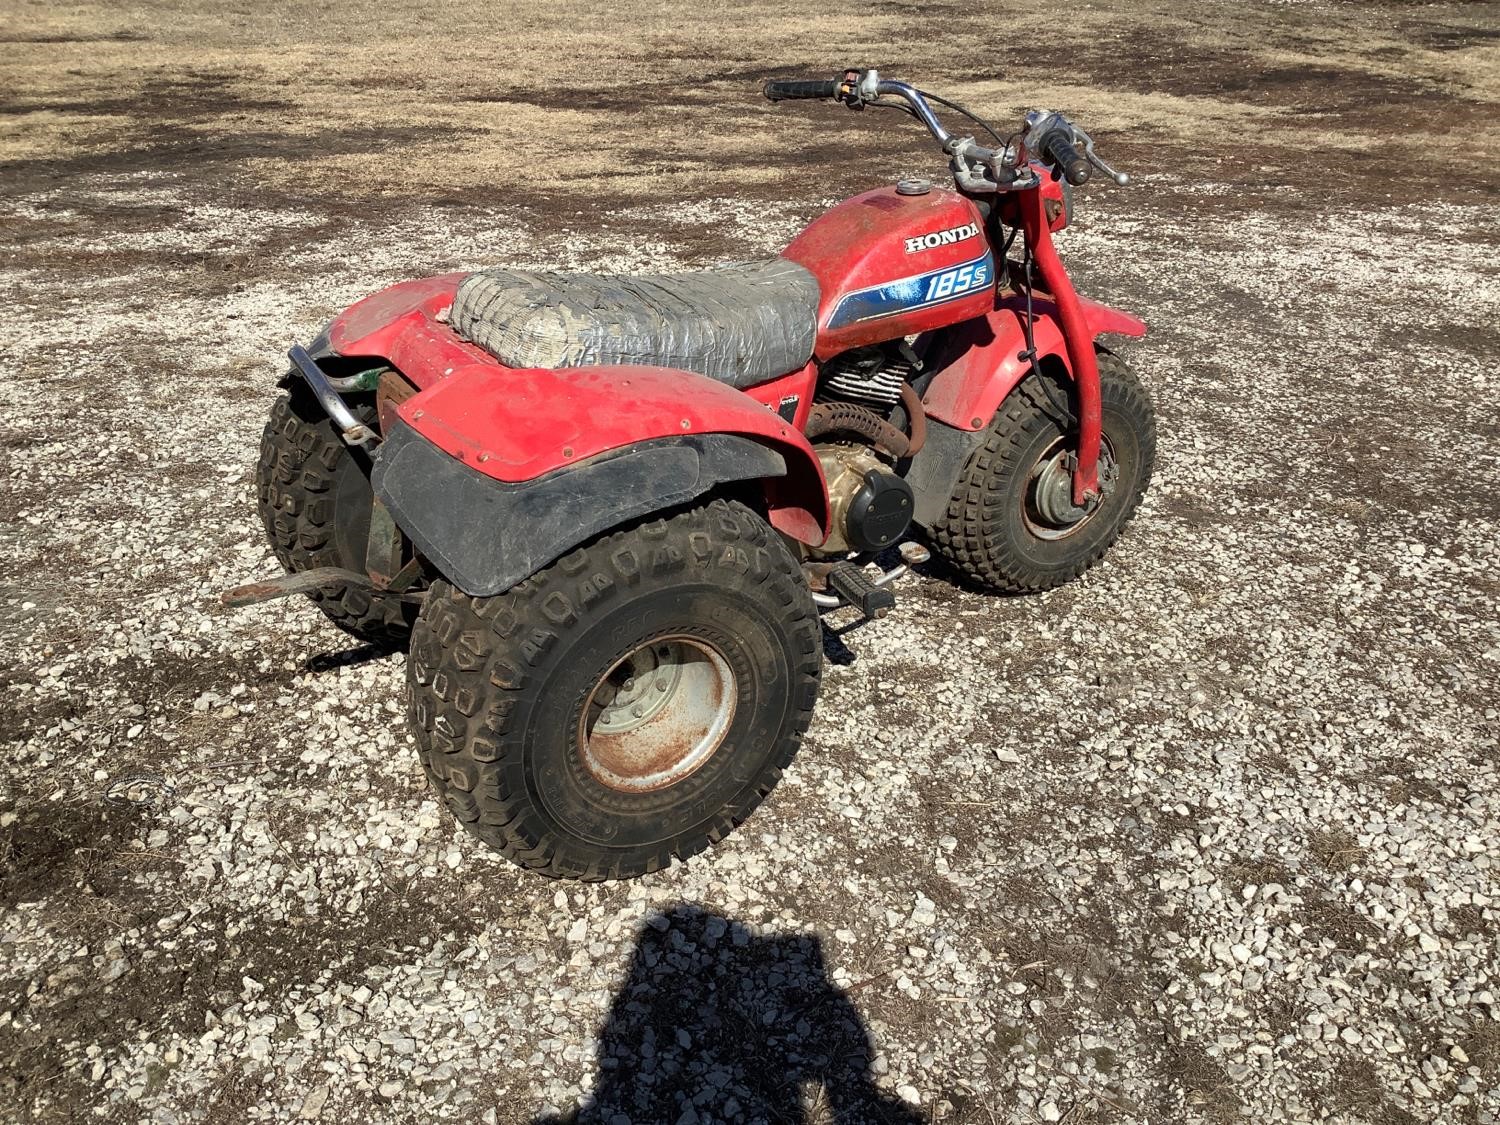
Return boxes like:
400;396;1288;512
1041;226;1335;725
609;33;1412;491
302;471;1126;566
365;497;405;587
948;139;1039;195
221;567;426;608
288;344;379;449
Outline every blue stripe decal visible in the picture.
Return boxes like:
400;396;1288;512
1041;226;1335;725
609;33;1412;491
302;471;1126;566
827;251;994;329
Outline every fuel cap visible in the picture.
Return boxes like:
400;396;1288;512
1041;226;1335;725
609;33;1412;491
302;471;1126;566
895;177;932;195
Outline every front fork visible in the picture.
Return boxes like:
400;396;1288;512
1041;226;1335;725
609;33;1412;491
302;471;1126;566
1016;189;1102;506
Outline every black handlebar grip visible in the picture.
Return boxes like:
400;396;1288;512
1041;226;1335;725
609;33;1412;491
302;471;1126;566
763;78;838;102
1041;131;1092;186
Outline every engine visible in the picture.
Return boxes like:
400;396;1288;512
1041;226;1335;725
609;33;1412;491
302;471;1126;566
809;343;921;556
816;343;919;409
815;443;914;554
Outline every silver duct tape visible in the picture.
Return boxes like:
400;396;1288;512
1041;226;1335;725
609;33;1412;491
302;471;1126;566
449;260;821;389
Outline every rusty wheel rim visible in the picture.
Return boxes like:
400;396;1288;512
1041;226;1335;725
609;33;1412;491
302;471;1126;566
1021;434;1119;541
578;636;737;793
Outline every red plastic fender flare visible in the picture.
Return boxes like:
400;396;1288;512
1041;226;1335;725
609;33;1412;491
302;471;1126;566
919;294;1146;432
394;363;831;544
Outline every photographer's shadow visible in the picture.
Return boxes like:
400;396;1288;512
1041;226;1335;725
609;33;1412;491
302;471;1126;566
537;905;922;1125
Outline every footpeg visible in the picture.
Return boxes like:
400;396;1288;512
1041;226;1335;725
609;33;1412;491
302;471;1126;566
826;562;896;619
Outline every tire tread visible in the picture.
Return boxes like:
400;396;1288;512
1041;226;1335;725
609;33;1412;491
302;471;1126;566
255;386;415;645
928;352;1155;592
407;499;821;881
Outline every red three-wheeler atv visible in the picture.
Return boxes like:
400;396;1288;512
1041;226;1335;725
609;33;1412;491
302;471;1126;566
231;70;1155;880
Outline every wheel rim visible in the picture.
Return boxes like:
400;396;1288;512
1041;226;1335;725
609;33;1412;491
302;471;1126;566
1021;435;1120;541
578;636;737;793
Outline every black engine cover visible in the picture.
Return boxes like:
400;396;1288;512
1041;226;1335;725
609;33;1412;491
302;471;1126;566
846;470;915;552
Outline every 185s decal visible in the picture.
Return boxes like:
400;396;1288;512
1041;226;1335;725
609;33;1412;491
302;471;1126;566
904;222;979;254
921;259;989;301
827;252;994;328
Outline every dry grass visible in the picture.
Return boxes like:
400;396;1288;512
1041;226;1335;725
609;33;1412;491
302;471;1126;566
3;0;1497;205
1;2;1498;1121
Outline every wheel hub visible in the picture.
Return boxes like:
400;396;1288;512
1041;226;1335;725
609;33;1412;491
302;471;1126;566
579;636;736;793
1025;440;1119;539
591;645;683;734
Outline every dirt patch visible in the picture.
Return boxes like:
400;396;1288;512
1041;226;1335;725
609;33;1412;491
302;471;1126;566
1307;827;1367;874
0;801;150;911
1162;1037;1241;1123
1322;1057;1421;1124
0;893;479;1120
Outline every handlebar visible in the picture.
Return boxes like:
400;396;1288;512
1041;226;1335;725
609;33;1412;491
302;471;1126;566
1037;130;1092;187
763;78;838;101
764;69;1128;192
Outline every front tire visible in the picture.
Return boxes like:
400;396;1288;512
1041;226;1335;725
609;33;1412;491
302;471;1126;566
406;499;822;880
929;352;1155;592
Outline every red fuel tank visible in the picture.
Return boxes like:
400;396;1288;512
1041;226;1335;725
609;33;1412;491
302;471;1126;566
782;184;993;358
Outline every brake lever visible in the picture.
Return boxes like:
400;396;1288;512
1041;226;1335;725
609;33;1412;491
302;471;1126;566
1073;125;1130;186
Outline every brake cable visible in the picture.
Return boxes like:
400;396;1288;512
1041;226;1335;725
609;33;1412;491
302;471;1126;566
995;223;1018;287
915;88;1007;146
864;99;919;119
1019;234;1039;376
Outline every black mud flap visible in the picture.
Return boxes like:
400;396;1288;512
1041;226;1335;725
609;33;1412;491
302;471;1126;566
370;421;787;597
904;417;988;530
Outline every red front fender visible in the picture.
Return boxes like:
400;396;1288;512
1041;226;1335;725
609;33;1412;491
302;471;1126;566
921;294;1146;430
394;363;830;544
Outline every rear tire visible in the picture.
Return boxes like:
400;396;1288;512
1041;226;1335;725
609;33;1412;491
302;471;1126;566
406;499;822;880
929;352;1155;592
255;383;417;646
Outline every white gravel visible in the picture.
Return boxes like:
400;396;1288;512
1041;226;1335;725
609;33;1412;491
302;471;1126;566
2;165;1497;1125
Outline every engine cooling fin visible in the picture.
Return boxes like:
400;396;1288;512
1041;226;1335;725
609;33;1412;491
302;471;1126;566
817;344;919;408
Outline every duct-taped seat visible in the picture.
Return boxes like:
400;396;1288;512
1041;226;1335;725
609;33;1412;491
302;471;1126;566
448;259;821;389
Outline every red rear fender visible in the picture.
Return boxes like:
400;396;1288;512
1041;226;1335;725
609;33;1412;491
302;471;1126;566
395;363;830;544
329;273;461;351
323;274;488;388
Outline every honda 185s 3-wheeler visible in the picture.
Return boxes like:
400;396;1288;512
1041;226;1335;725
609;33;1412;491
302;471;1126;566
229;70;1155;880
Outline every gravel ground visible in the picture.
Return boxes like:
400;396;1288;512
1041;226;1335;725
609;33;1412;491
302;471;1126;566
3;1;1499;1122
